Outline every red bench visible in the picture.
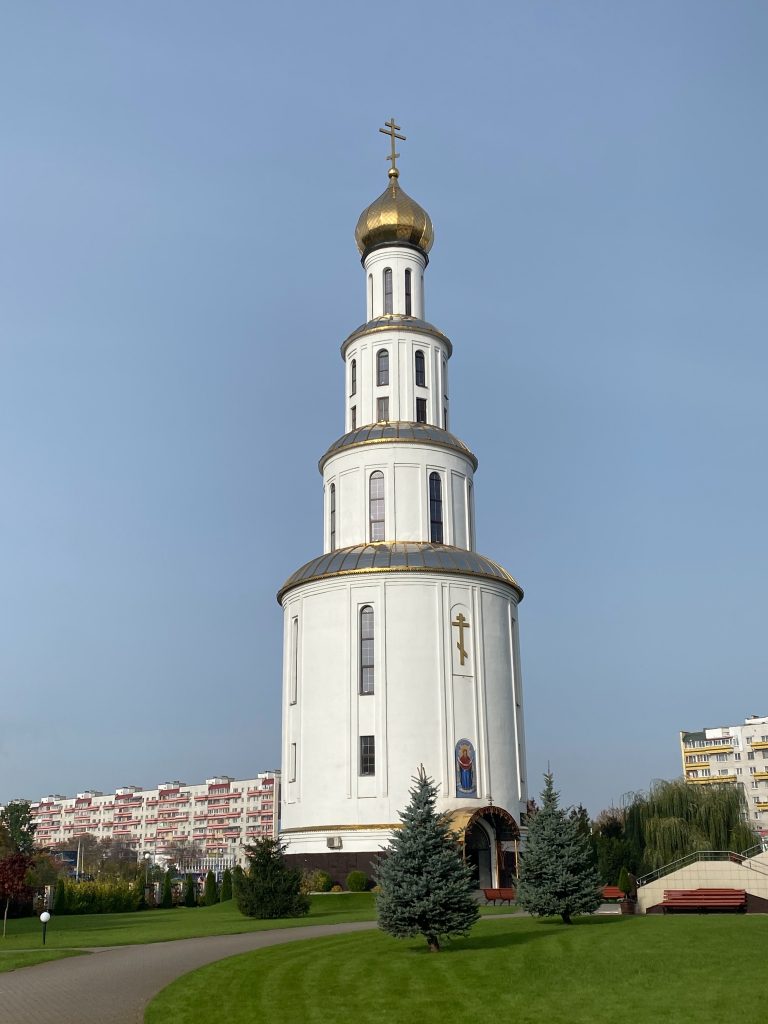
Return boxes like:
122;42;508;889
483;887;516;905
660;888;747;914
601;886;625;901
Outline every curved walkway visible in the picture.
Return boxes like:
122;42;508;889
0;920;378;1024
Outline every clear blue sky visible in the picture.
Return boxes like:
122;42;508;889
2;2;766;814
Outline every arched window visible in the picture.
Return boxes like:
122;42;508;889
368;274;373;318
467;481;474;547
383;268;393;314
350;359;357;396
369;471;385;541
429;472;443;544
377;349;389;386
415;349;425;388
405;269;412;316
360;605;374;695
329;483;336;551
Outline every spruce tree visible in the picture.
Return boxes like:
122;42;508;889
517;772;601;924
235;838;309;919
220;867;233;902
376;766;478;952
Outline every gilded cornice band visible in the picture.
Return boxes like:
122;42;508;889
280;822;402;834
340;315;452;358
319;421;478;473
277;541;524;605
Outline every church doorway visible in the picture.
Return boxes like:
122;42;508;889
465;822;493;888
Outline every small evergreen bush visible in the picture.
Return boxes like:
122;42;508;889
53;877;68;914
220;868;233;902
346;870;368;892
235;838;309;919
183;874;197;908
160;870;174;909
203;870;218;906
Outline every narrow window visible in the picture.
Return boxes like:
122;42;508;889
360;735;376;776
429;472;443;543
416;397;427;423
467;481;474;546
360;605;374;695
383;269;393;314
443;407;448;430
350;406;357;429
415;349;425;388
330;483;336;551
350;359;357;396
369;471;385;541
443;358;447;398
290;617;298;704
377;396;389;421
377;349;389;386
289;743;297;782
368;274;373;318
405;269;412;316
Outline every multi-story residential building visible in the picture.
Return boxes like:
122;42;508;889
28;773;279;865
680;715;768;836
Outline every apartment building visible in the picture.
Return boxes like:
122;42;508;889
680;715;768;836
29;772;279;864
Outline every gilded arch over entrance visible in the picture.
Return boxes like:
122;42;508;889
449;805;521;888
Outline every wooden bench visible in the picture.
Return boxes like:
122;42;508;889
601;886;625;901
660;888;747;914
483;887;516;905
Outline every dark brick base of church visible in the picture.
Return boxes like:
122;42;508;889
284;851;382;887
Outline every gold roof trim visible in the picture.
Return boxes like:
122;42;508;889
319;422;478;473
280;822;401;834
340;315;452;358
277;542;524;605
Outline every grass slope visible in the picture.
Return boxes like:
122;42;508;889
0;894;377;949
146;915;764;1024
0;950;83;974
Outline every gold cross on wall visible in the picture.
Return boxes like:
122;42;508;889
452;612;470;666
379;117;406;176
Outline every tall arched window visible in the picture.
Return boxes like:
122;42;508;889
360;605;374;695
429;472;443;544
350;359;357;396
376;349;389;386
369;471;385;541
467;481;474;547
329;483;336;551
368;274;373;318
415;349;426;388
383;268;393;314
405;269;412;316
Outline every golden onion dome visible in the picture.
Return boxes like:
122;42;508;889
355;169;434;257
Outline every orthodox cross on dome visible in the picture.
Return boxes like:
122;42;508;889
452;612;471;666
379;117;406;178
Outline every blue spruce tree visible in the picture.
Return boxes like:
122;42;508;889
517;772;602;924
376;766;479;952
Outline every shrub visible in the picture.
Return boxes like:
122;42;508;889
617;866;632;897
203;870;218;906
331;884;343;893
220;868;233;902
56;880;142;915
160;870;173;909
300;869;333;894
235;838;309;919
183;874;197;908
346;870;368;892
53;877;68;914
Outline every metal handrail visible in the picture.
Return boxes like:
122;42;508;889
636;850;745;888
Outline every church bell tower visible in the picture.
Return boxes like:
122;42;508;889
277;121;528;888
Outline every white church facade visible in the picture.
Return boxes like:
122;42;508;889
278;122;528;888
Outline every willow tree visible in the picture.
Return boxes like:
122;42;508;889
625;779;756;872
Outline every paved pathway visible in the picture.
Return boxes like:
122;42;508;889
0;921;378;1024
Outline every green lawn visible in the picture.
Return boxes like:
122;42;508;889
0;949;84;973
0;894;377;950
145;915;765;1024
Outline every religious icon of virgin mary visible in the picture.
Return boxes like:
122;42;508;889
455;739;476;796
